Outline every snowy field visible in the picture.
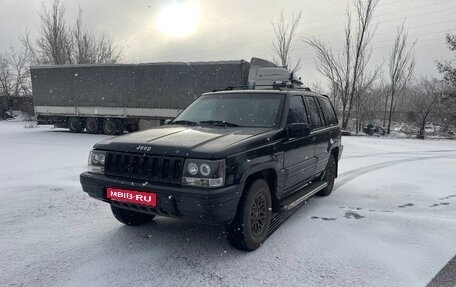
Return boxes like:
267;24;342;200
0;121;455;287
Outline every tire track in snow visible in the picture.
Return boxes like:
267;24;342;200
335;155;456;190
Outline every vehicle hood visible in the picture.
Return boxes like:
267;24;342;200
94;125;279;158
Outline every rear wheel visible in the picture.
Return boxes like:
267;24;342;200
68;117;84;133
86;118;101;134
225;179;272;251
111;205;155;226
317;154;336;196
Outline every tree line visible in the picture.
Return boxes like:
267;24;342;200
272;0;456;138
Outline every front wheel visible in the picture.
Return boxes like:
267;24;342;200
111;205;155;226
225;179;272;251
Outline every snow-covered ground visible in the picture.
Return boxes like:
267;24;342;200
0;121;455;287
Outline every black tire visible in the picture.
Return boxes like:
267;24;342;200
103;118;119;135
111;205;155;226
115;119;126;134
126;123;138;132
86;118;101;134
68;117;84;133
317;154;336;196
225;179;272;251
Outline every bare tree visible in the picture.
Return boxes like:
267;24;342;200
437;33;456;84
39;0;72;64
385;23;415;134
354;66;382;133
0;47;31;97
308;81;324;94
22;0;122;65
72;8;122;64
435;84;456;131
72;8;94;64
272;11;302;72
355;84;384;133
305;0;379;129
408;78;445;138
0;47;31;113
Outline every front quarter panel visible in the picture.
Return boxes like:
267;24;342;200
225;143;283;188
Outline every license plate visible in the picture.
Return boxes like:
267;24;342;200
107;188;157;207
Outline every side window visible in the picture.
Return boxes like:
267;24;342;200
318;97;339;126
304;96;324;129
287;96;308;124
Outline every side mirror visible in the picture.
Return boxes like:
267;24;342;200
288;123;311;138
163;119;172;125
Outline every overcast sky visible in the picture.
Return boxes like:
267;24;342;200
1;0;455;90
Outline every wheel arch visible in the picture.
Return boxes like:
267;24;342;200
240;164;280;213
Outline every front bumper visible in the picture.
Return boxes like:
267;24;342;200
80;172;243;223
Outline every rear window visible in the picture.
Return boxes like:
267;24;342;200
304;96;324;129
318;97;339;126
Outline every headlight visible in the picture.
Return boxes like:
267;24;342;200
88;150;106;174
200;163;211;176
188;162;198;175
182;159;224;188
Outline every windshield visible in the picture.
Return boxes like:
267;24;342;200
173;93;285;128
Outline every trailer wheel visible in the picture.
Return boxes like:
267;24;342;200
86;118;101;134
103;118;117;135
126;123;138;132
68;117;84;133
115;119;126;135
103;118;125;135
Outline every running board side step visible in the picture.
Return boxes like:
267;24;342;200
267;181;328;237
280;181;328;211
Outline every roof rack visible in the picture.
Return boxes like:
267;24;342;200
212;82;313;92
211;83;284;92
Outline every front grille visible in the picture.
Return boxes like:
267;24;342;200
104;151;184;184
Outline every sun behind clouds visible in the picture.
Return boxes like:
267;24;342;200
155;1;201;38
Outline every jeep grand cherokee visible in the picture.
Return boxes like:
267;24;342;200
80;89;342;251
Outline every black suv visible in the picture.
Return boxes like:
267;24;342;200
80;89;342;251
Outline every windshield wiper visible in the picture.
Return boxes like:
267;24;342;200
199;120;240;127
170;120;199;126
